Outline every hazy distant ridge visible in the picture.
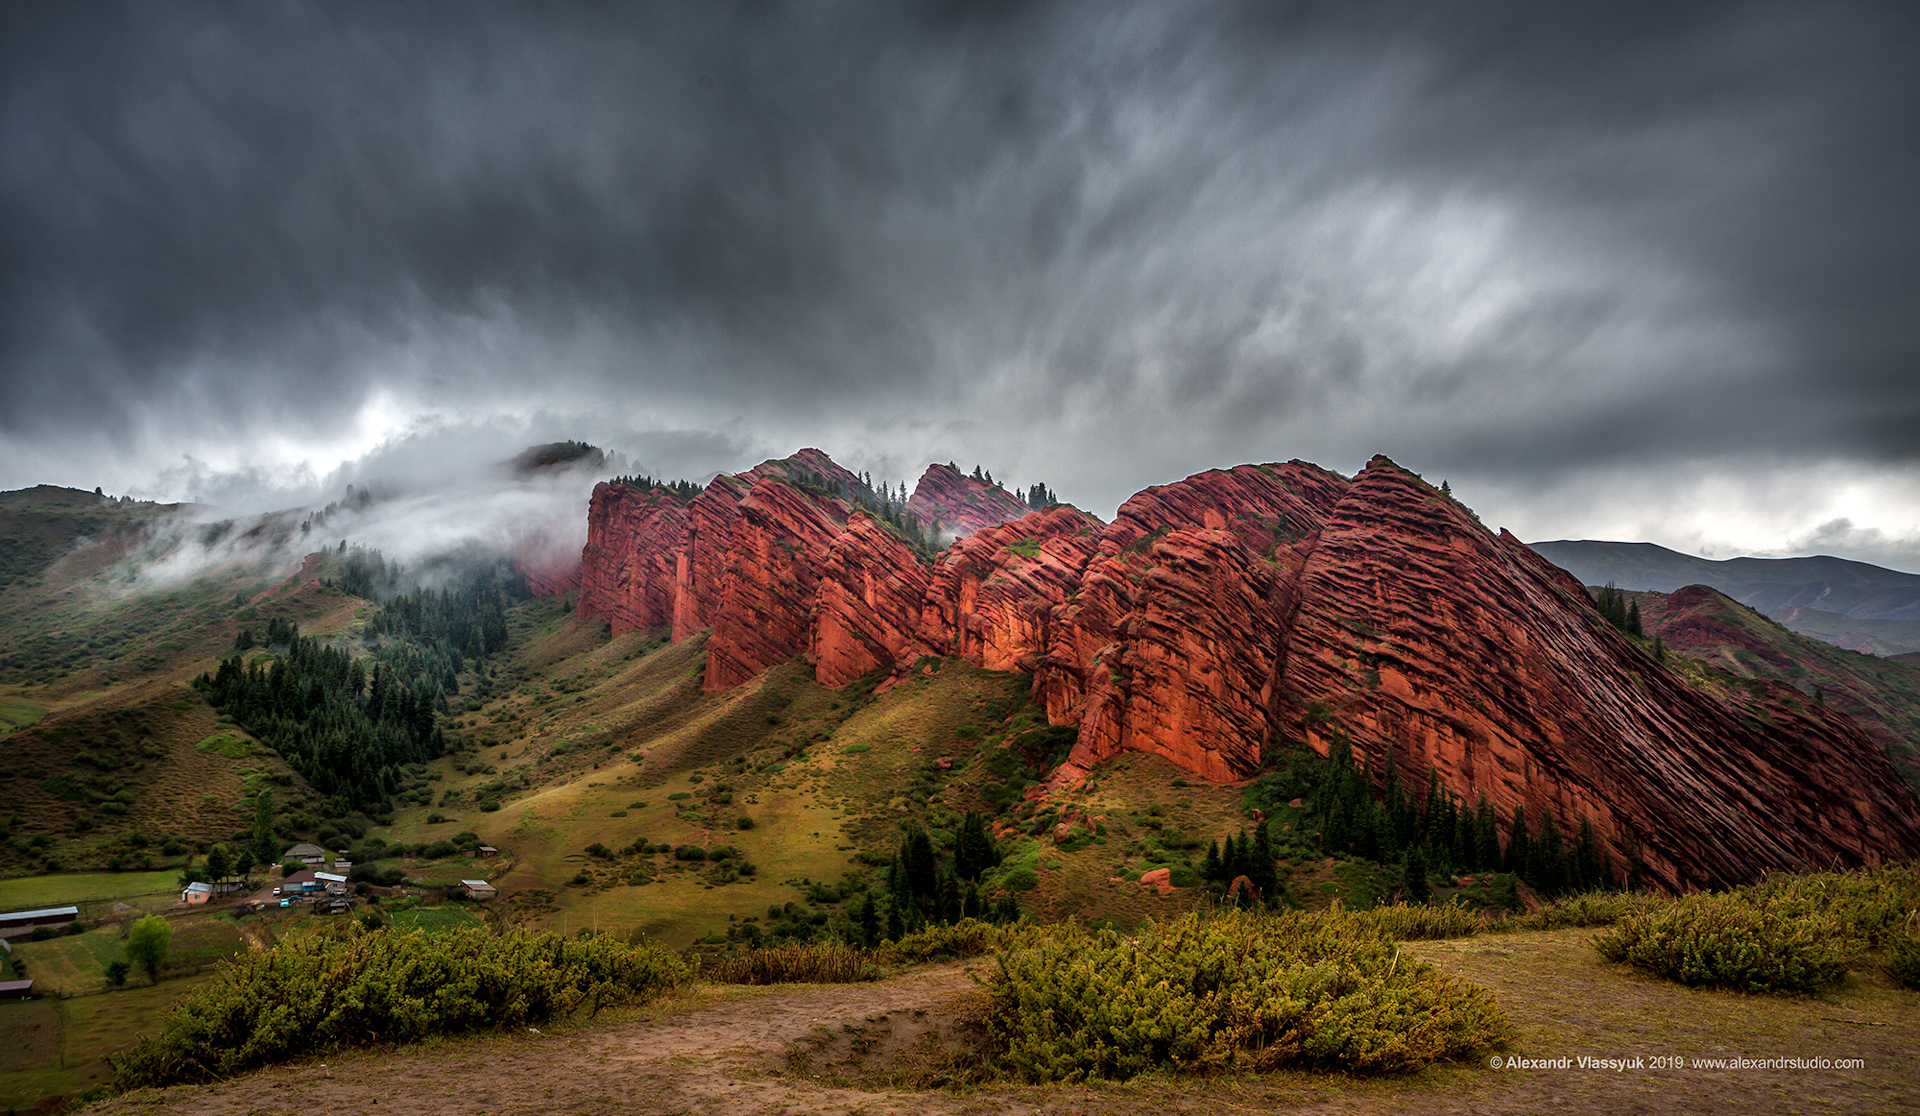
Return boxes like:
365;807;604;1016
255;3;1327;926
1529;540;1920;621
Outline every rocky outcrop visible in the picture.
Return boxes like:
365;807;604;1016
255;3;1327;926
704;480;850;691
576;483;689;634
743;447;866;494
1277;457;1920;892
811;514;933;688
906;463;1034;539
672;476;751;642
1042;462;1349;750
575;449;1920;888
914;505;1104;673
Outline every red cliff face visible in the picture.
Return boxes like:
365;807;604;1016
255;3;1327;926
906;463;1034;539
574;449;1920;886
914;505;1104;674
744;447;866;493
1277;457;1920;891
811;513;933;689
576;483;688;634
704;479;850;691
1043;462;1349;752
672;477;751;642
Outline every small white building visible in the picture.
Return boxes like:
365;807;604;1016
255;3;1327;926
461;879;497;901
314;871;349;896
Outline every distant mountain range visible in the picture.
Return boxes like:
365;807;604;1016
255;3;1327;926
1530;540;1920;656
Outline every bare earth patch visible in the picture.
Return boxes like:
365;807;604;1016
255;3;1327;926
90;931;1919;1116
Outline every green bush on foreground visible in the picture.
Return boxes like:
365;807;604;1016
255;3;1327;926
110;927;690;1089
879;917;1008;963
1594;894;1856;993
1593;866;1919;994
984;910;1509;1081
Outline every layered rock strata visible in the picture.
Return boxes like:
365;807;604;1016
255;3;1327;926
905;463;1035;538
576;449;1920;889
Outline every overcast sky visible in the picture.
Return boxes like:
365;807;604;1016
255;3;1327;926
4;1;1917;570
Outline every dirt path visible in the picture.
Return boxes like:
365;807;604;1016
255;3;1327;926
91;934;1920;1116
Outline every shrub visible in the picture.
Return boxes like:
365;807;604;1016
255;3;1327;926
1886;934;1920;989
110;928;690;1088
1350;902;1483;941
879;918;1007;963
1594;893;1857;993
702;941;877;985
672;844;708;862
984;911;1507;1080
1000;868;1039;891
735;816;755;830
1497;890;1656;932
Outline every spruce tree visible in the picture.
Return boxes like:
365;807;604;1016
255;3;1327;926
1505;804;1531;880
1535;806;1566;896
1403;845;1432;903
1249;821;1279;906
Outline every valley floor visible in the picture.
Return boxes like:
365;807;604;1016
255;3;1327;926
90;929;1918;1116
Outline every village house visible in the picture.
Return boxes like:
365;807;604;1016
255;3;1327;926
0;906;79;941
281;843;328;866
462;879;497;900
467;845;499;858
277;870;320;894
314;871;349;896
182;881;213;905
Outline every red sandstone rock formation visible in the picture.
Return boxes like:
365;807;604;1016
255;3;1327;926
906;463;1034;539
1043;462;1349;764
1277;457;1920;891
703;479;850;691
573;449;1920;888
811;513;932;689
576;482;690;635
914;505;1104;674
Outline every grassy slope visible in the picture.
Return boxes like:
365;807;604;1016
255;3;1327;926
1772;604;1920;657
1635;586;1920;790
371;598;1276;946
0;513;371;876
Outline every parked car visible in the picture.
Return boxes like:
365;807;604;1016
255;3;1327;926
271;886;282;896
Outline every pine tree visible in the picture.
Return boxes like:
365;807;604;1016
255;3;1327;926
1474;798;1501;870
1574;818;1604;892
1403;845;1432;903
1626;600;1644;637
1249;821;1279;906
1534;806;1566;896
1505;804;1530;879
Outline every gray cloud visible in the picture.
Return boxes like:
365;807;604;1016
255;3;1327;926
3;1;1917;565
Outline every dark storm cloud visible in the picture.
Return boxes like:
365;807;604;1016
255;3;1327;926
2;1;1916;563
